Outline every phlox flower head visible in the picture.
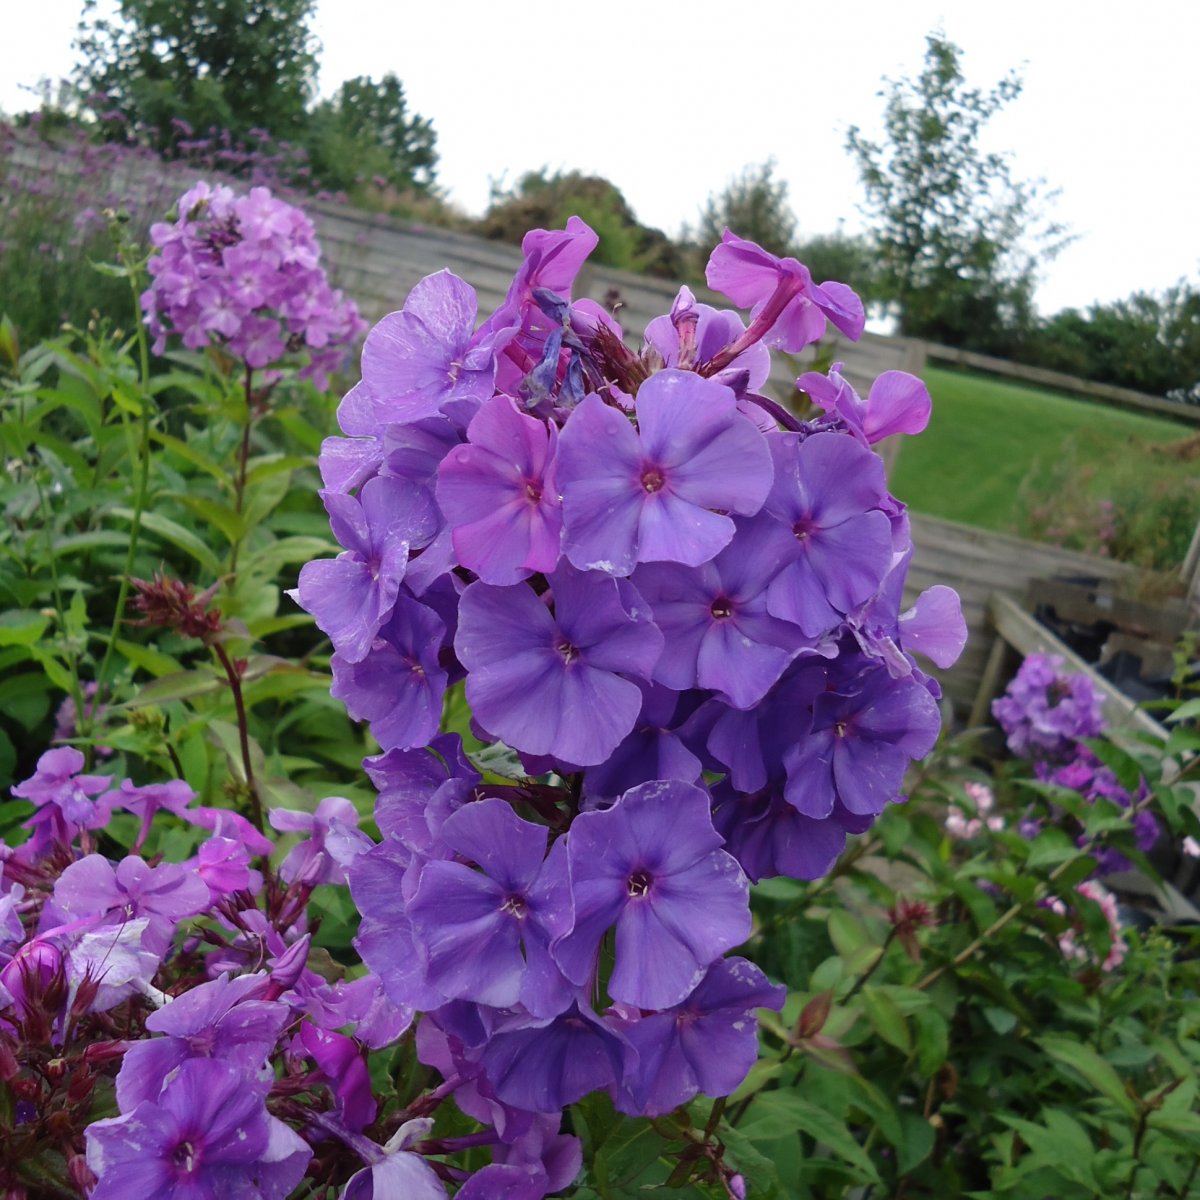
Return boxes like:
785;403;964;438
142;182;366;385
992;653;1106;760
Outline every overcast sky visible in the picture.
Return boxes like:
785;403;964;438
2;0;1197;315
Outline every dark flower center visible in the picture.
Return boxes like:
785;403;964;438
792;517;816;542
524;479;543;503
501;894;527;918
173;1141;199;1174
710;596;734;620
627;869;653;898
555;638;580;665
640;466;665;494
833;720;848;738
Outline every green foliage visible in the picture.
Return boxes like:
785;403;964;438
73;0;319;146
717;720;1200;1199
1025;280;1200;402
302;73;438;197
0;241;365;804
847;33;1069;353
481;169;683;278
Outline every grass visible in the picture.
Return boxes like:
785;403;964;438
889;365;1200;568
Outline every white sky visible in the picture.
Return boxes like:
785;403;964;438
2;0;1198;315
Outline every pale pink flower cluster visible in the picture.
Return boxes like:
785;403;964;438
142;181;366;388
945;781;1005;840
1049;881;1126;972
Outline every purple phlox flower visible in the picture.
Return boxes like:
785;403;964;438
848;551;966;678
644;290;770;392
480;998;632;1114
43;854;210;955
12;747;113;847
292;476;438;662
711;781;848;883
269;795;362;885
557;371;774;576
342;1118;448;1200
194;836;264;898
0;883;25;958
340;269;498;432
308;972;410;1049
349;838;435;1017
492;1113;583;1195
704;230;865;355
799;362;932;445
414;1011;536;1143
86;1059;311;1200
613;956;784;1115
456;565;664;766
115;971;286;1110
110;777;196;849
582;683;704;801
185;805;274;856
457;1165;547;1200
553;781;751;1010
61;916;164;1013
0;930;67;1020
992;654;1106;760
763;431;894;637
53;681;112;757
898;585;966;670
784;665;941;821
437;395;563;584
318;432;384;495
482;217;599;388
331;593;448;751
633;512;815;709
407;799;574;1016
295;1022;376;1131
367;735;481;853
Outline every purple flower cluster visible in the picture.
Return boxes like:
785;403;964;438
992;652;1106;760
293;221;966;1138
4;744;584;1197
141;181;366;386
992;654;1157;871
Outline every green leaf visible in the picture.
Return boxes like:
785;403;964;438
1026;826;1079;868
112;508;222;576
738;1092;881;1183
1036;1035;1137;1116
115;639;181;678
1165;696;1200;723
860;986;912;1054
175;495;245;545
897;1112;936;1174
828;910;871;959
121;669;222;708
0;610;49;646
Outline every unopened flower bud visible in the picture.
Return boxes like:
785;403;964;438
728;1173;747;1200
268;933;311;992
68;1154;96;1194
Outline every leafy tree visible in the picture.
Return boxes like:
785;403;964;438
303;73;438;196
697;160;796;259
481;170;682;278
73;0;319;147
847;34;1068;352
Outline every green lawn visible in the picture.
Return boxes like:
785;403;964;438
889;365;1199;566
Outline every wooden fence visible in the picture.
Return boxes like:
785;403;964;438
924;342;1200;428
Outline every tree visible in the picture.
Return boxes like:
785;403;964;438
303;74;438;195
73;0;319;147
847;34;1068;352
480;170;682;278
697;160;796;259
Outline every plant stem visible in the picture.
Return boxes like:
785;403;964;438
229;362;254;575
212;642;263;832
93;247;153;721
916;853;1083;990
